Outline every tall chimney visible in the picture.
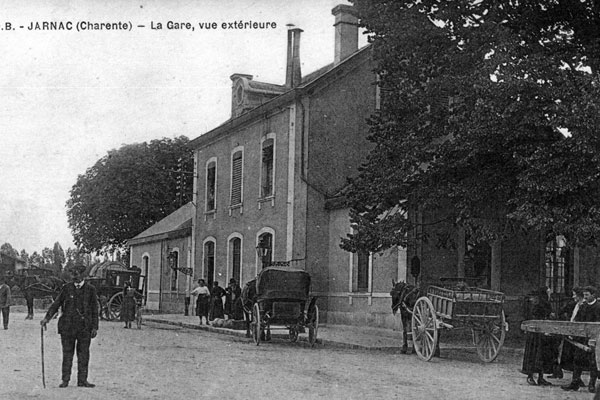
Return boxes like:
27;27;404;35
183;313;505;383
285;26;303;88
332;5;359;65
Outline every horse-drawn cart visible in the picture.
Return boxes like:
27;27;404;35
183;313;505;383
246;267;319;346
521;320;600;367
411;285;508;362
85;261;145;323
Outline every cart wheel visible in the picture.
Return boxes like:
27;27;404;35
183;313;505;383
307;305;319;347
252;303;261;346
108;292;124;321
411;297;438;361
475;310;506;362
289;327;299;342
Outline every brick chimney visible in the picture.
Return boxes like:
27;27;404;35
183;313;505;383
332;4;359;65
285;26;303;88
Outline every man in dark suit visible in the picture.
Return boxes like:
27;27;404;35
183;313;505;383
563;285;600;392
40;265;98;388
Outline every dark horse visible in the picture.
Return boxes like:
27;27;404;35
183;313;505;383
390;280;421;354
241;278;257;338
9;274;65;319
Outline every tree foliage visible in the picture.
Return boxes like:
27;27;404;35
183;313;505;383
66;136;194;252
343;0;600;253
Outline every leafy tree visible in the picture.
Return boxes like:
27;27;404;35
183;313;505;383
0;243;19;258
52;242;65;273
66;136;194;252
29;251;43;267
343;0;600;254
20;249;29;265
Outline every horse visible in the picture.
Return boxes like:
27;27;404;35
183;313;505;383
390;280;421;354
9;274;66;319
241;279;257;338
241;278;272;341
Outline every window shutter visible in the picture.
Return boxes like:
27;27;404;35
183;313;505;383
231;152;242;205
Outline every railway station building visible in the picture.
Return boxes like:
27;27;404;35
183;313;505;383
136;4;600;332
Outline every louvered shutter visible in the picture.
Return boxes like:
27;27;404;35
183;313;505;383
231;152;242;205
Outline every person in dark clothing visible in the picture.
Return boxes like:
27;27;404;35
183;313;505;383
563;286;600;392
40;265;98;388
209;281;226;321
0;276;11;330
120;281;136;329
224;278;242;320
521;287;554;386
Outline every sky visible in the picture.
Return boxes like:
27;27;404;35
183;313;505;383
0;0;367;255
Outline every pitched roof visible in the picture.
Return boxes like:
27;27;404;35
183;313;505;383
127;202;194;246
189;45;372;149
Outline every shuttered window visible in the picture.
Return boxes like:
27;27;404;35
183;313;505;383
357;251;369;292
206;162;216;211
230;151;243;205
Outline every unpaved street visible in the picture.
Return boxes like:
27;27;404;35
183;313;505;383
0;311;593;399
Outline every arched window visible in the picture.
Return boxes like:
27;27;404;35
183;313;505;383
169;250;179;291
229;236;242;283
546;235;568;294
204;240;216;287
257;232;273;270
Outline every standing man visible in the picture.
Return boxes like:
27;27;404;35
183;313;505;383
40;265;98;388
563;286;600;392
0;276;11;329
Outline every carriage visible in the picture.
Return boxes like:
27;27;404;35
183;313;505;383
410;282;508;362
85;261;145;326
247;267;319;346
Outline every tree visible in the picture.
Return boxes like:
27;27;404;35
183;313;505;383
52;242;65;273
20;249;29;266
66;136;194;252
343;1;600;254
0;243;19;258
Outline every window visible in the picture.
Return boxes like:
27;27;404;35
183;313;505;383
357;251;370;292
204;240;215;287
257;232;273;270
546;236;568;294
230;150;243;206
230;237;241;283
169;251;178;291
261;139;274;198
206;160;216;212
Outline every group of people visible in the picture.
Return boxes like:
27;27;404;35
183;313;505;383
190;278;244;324
522;285;600;393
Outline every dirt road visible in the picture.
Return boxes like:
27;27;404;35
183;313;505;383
0;311;592;399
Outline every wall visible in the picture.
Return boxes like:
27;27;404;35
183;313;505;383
193;108;291;287
129;235;190;313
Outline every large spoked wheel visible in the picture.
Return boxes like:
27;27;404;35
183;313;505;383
307;305;319;347
252;303;262;346
411;297;438;361
289;327;299;342
474;310;506;362
108;292;123;321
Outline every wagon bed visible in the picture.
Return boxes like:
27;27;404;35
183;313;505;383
411;285;507;362
521;320;600;366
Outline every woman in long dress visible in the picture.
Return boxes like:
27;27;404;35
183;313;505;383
120;281;136;329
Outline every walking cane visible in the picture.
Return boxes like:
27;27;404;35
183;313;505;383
40;324;46;388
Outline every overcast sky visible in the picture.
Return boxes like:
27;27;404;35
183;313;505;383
0;0;367;255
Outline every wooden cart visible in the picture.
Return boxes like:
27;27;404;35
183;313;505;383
521;320;600;366
411;285;508;362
